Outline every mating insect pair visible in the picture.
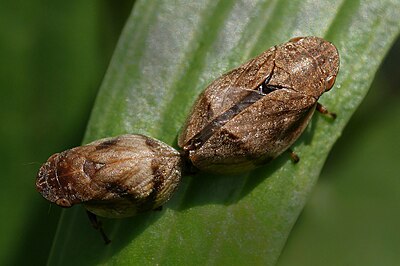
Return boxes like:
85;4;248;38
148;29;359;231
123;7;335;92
36;36;339;243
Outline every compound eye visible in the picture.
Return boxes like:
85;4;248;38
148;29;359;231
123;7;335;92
325;75;336;92
55;198;72;208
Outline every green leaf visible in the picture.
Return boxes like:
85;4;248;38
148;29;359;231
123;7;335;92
47;0;400;265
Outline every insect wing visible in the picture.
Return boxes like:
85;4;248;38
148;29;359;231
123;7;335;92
178;49;276;149
190;89;316;173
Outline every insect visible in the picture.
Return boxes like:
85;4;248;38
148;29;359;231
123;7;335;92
178;36;340;174
36;134;182;243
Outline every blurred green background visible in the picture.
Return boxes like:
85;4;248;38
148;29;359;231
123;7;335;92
0;1;134;265
0;1;398;265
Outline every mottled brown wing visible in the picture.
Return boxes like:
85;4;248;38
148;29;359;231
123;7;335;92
178;49;276;148
83;137;152;197
190;89;317;173
81;135;182;216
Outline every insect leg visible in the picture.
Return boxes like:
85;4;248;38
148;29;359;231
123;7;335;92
287;148;300;163
316;103;337;119
86;211;111;244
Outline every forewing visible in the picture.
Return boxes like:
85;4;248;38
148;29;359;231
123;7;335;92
178;48;276;148
192;90;316;172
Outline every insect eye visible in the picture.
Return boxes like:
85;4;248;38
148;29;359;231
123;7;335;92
324;75;336;92
55;198;72;208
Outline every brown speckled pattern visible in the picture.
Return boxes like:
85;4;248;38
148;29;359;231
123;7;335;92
36;134;182;218
178;36;339;174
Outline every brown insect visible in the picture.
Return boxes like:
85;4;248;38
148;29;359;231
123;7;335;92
36;134;182;243
178;36;340;174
